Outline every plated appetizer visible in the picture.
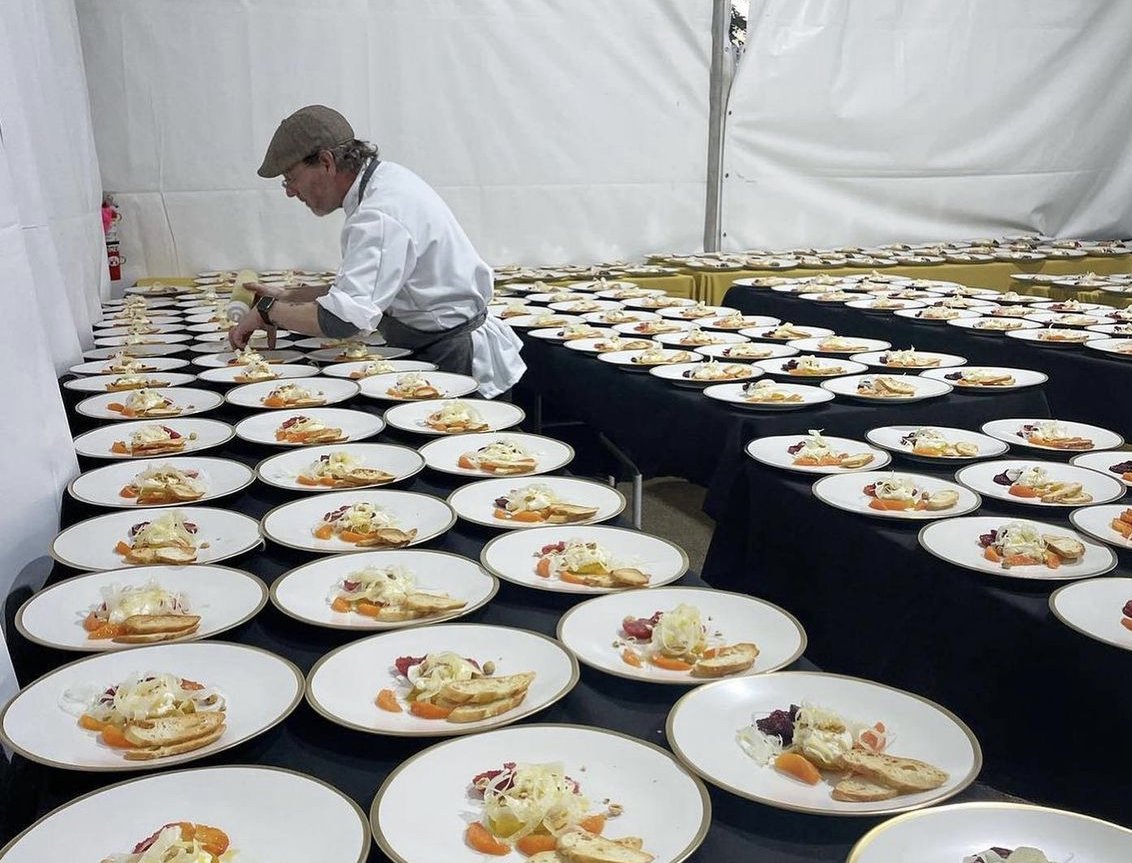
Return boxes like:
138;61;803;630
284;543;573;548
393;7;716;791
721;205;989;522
114;512;199;565
972;318;1027;331
1111;509;1132;541
1035;328;1090;343
427;400;490;433
534;539;649;588
103;353;160;375
65;670;226;760
914;306;963;320
105;374;173;391
261;383;326;408
736;703;947;802
347;359;399;378
964;849;1052;863
377;653;534;723
111;424;192;456
1017;421;1093;450
617;603;758;677
100;822;235;863
492;483;599;524
719;343;776;359
782;356;846;376
275;414;345;444
329;564;467;620
944;369;1016;387
877;348;940;368
554;323;605;340
815;336;871;353
312;501;417;548
856;376;916;398
297;451;396;488
864;476;958;511
899;427;979;458
231;359;279;382
631;320;685;335
681;360;749;382
742;380;804;403
676;327;726;346
978;522;1084;570
760;322;817;340
992;465;1093;504
594;335;652;352
594;309;648;324
108;389;181;418
385;372;443;400
458;439;539;475
1108;458;1132;482
118;464;207;504
788;430;874;469
333;341;386;361
628;346;693;366
225;347;281;366
81;580;199;644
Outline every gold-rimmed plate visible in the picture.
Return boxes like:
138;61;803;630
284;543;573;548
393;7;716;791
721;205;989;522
667;670;981;816
370;723;710;863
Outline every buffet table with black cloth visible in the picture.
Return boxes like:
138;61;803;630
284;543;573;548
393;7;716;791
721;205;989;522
722;283;1131;432
2;382;1024;861
702;448;1132;828
515;333;1052;488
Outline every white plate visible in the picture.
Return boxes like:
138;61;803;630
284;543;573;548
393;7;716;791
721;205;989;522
320;359;438;378
787;337;892;354
527;326;616;343
557;586;805;684
918;516;1117;581
1085;337;1132;358
917;297;997;309
1005;327;1105;347
290;334;387;349
981;418;1124;452
666;671;980;816
918;366;1048;392
0;641;301;771
417;432;574;478
195;363;320;384
623;296;698;309
75;388;224;421
656;304;739;320
746;435;890;474
271;549;497;631
382;399;525;435
261;489;455;553
612;319;695;336
812;470;980;520
69;357;190;376
547;299;623;313
255;443;425;491
1068;504;1132;550
63;372;198;393
524;292;589;304
357;371;479;402
581;309;661;325
372;723;709;863
94;333;191;347
234;407;384;446
754;356;869;378
703;381;833;410
1024;311;1106;328
694;343;799;361
653;331;749;349
1070;451;1132;487
956;460;1126;508
502;313;585;329
447;477;625;529
1032;300;1112;312
1050;577;1132;652
649;362;762;388
0;765;369;862
307;624;578;736
304;345;411;362
864;425;1009;462
696;314;780;331
52;506;262;571
947;317;1043;335
94;323;186;336
192;349;307;368
849;350;966;370
15;564;267;652
561;335;655;354
847;801;1132;863
68;456;255;508
892;307;983;323
481;524;687;594
1087;322;1132;336
821;374;952;403
741;324;835;342
190;337;297;354
73;418;234;461
596;348;704;370
84;344;186;360
225;376;359;409
845;299;927;312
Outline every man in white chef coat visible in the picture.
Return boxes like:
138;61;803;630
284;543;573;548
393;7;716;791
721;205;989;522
230;105;525;398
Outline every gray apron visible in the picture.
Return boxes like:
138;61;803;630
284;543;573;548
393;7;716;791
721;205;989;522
354;158;487;376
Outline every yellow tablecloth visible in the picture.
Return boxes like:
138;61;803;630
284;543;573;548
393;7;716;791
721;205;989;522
689;257;1132;305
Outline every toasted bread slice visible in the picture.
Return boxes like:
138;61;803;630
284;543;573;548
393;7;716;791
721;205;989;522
924;490;959;511
443;689;530;723
830;775;900;802
125;546;198;565
546;504;600;524
556;831;655;863
356;527;418;548
527;853;564;863
440;672;535;705
138;406;183;418
341;468;396;487
402;593;468;615
839;750;948;793
123;721;226;760
130;441;187;456
122;710;224;752
609;568;649;587
113;614;201;644
838;452;875;469
877;377;915;395
691;643;759;678
1043;534;1085;561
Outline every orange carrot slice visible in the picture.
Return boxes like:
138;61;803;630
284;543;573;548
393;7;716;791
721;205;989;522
465;822;510;855
774;751;822;785
651;655;694;672
119;486;138;498
516;834;558;855
110;441;129;454
86;622;126;640
409;700;453;720
1008;485;1040;498
340;530;373;544
100;724;134;748
621;649;642;668
189;825;229;856
375;689;402;713
535;557;552;578
115;540;133;556
296;475;319;486
355;599;383;617
330;597;350;613
983;546;1001;563
578;814;605;835
1122;618;1132;632
313;524;334;540
107;402;125;412
457;455;477;469
82;612;103;632
79;714;106;732
262;397;286;408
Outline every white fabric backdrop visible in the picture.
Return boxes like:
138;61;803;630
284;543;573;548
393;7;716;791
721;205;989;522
76;0;713;279
0;0;102;714
722;0;1132;250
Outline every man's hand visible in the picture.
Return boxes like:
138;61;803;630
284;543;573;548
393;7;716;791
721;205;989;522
229;308;271;350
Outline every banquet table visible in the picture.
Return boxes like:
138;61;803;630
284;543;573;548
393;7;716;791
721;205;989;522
1;362;1026;861
722;283;1132;433
701;445;1132;828
689;257;1132;305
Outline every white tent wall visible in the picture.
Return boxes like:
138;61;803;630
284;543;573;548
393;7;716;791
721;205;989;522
721;0;1132;251
0;0;99;710
75;0;713;280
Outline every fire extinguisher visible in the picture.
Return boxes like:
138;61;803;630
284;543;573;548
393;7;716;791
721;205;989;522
102;195;123;281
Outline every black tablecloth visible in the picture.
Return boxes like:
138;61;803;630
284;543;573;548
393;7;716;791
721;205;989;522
723;284;1132;433
702;444;1132;828
4;384;1022;861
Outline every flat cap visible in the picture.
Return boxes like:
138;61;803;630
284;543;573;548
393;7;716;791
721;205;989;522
257;105;354;178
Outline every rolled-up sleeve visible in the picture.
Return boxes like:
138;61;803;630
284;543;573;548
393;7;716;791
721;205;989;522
316;208;416;332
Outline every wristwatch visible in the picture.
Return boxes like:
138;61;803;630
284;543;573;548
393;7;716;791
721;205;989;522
254;295;277;326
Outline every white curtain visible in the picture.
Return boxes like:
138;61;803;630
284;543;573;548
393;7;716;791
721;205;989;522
722;0;1132;250
76;0;713;280
0;0;104;713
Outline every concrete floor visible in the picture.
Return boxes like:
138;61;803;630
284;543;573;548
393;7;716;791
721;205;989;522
617;477;714;574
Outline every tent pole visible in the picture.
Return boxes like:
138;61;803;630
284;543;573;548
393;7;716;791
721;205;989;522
703;0;730;253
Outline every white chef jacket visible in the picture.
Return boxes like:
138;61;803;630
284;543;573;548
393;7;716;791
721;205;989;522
317;160;525;398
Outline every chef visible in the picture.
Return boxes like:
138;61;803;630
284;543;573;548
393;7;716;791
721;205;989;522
230;104;525;398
